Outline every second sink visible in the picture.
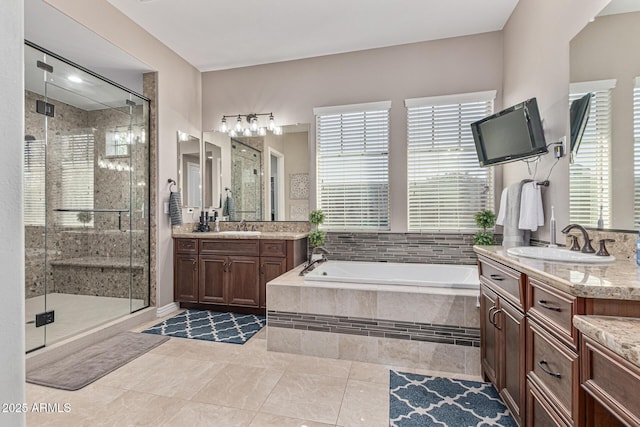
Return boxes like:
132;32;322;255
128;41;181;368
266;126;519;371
506;246;615;264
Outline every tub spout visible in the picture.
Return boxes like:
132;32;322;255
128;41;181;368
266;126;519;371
299;257;327;276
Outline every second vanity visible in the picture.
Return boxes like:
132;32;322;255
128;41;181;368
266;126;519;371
475;246;640;427
173;228;307;315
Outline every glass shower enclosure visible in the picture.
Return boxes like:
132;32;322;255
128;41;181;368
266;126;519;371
24;43;150;353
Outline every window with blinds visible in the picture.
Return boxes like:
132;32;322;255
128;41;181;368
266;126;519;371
569;80;613;227
634;77;640;228
406;91;495;230
24;137;46;226
314;101;390;230
55;131;96;227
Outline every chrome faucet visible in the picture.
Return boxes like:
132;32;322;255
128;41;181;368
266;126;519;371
238;219;247;231
561;224;595;253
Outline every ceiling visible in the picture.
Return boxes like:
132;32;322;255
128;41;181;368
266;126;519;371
106;0;520;72
598;0;640;16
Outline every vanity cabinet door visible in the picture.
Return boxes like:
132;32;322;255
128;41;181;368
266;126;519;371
499;299;526;426
227;256;260;308
260;257;287;309
199;255;227;304
174;254;198;302
480;283;500;385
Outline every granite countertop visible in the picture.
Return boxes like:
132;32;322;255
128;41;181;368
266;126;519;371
474;245;640;300
573;315;640;369
173;231;308;240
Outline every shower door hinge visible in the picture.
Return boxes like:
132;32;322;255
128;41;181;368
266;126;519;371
35;310;55;327
36;100;55;118
36;60;53;73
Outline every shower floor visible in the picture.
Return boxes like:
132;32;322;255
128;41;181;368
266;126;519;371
25;292;145;352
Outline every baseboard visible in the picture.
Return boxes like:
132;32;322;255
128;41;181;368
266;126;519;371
156;302;180;317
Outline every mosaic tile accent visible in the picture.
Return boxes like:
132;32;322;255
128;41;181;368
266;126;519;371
143;309;265;344
390;371;516;427
323;232;483;265
289;204;309;221
268;311;480;347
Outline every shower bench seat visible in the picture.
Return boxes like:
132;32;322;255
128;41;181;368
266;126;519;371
50;257;146;299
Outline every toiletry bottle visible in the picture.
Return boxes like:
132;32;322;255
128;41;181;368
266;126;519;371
636;231;640;266
549;206;557;248
597;206;604;230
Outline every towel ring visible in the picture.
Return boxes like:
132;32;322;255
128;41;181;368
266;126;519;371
168;178;177;192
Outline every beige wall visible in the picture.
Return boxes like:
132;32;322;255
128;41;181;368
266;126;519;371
202;32;504;232
501;0;610;240
570;11;640;229
45;0;202;308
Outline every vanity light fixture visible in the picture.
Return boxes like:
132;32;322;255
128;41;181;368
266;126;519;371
219;112;279;137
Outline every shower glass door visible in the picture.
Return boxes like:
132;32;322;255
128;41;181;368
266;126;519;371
24;44;150;352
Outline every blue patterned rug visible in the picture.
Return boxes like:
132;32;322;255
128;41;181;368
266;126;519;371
142;310;265;344
390;371;517;427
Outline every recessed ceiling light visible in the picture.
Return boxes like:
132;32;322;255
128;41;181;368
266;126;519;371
68;75;82;83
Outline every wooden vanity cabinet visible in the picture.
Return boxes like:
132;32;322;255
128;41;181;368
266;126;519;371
479;257;526;426
174;237;306;314
581;336;640;426
174;239;199;302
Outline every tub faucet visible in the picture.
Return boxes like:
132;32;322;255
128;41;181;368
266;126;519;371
561;224;595;253
308;246;329;264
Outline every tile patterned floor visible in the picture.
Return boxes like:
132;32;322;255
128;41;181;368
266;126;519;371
25;312;483;426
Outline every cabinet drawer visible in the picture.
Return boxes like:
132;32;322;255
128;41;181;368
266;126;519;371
200;239;259;256
527;379;570;427
527;320;579;426
582;336;640;426
529;278;579;350
260;240;286;257
175;238;198;254
478;256;524;309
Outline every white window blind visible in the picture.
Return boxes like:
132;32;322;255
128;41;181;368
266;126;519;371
569;81;613;227
56;131;95;227
406;91;495;230
315;101;390;230
634;77;640;228
24;137;45;226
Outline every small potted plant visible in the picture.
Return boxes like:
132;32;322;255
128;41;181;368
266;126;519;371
308;209;326;249
473;209;496;245
77;211;92;227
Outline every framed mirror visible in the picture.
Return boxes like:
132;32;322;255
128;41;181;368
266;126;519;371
177;131;201;208
204;140;222;209
569;2;640;231
202;123;310;221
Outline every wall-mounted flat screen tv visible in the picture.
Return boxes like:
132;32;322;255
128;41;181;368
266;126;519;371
471;97;548;167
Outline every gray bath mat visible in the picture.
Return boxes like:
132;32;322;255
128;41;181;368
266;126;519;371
26;332;168;391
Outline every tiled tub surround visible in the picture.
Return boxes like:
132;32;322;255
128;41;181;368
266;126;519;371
323;232;490;265
267;266;481;376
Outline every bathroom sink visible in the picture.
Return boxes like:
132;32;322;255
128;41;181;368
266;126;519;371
506;246;615;264
217;230;262;236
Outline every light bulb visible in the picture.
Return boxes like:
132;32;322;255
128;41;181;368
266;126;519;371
220;117;228;133
243;128;252;137
268;113;276;131
229;129;237;137
235;115;243;132
258;127;267;136
274;126;283;135
250;117;258;132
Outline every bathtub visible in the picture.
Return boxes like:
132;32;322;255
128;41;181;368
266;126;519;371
303;260;479;289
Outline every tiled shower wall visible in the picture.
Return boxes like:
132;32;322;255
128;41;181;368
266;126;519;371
323;232;487;265
24;90;149;299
